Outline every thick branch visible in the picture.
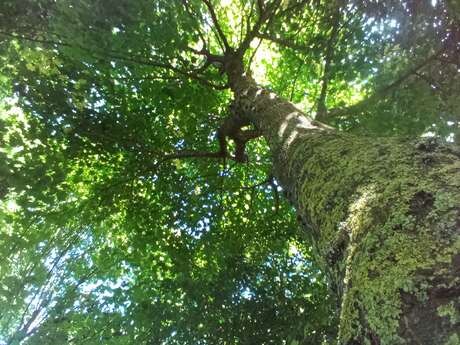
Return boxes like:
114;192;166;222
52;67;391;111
162;150;225;160
152;120;262;169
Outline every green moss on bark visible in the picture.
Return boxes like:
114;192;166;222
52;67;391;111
274;132;460;344
231;77;460;344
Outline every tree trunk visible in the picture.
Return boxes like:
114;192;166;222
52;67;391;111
227;67;460;345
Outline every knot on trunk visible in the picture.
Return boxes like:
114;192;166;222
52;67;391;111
217;100;261;163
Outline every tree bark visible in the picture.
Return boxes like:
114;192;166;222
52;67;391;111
226;65;460;345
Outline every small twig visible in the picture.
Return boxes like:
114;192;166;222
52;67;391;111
0;30;70;47
414;72;442;91
289;62;304;101
246;37;263;74
269;176;280;212
241;177;271;190
277;0;310;17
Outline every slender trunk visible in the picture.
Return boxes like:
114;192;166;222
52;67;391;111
227;68;460;344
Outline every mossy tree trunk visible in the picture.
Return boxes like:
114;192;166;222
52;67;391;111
227;66;460;345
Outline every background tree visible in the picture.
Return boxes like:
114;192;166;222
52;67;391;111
0;0;459;344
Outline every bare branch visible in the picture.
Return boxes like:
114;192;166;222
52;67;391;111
148;125;260;170
143;149;236;173
245;0;257;38
246;37;263;73
257;0;264;13
162;150;225;160
89;52;229;90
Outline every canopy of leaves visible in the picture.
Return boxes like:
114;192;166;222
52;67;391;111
0;0;458;344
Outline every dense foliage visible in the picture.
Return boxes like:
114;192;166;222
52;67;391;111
0;0;458;344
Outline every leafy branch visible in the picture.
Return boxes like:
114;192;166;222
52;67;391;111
316;2;342;121
0;31;229;90
326;46;447;119
201;0;231;51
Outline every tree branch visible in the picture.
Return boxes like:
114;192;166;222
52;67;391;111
277;0;311;17
327;47;446;119
0;31;229;90
242;175;272;190
201;0;231;51
316;3;342;121
246;37;263;73
162;150;225;160
0;30;71;47
256;32;311;53
181;0;208;51
414;72;442;91
144;149;233;173
149;125;261;171
239;0;282;55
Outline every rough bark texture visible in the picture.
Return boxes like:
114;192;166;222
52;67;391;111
227;65;460;345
